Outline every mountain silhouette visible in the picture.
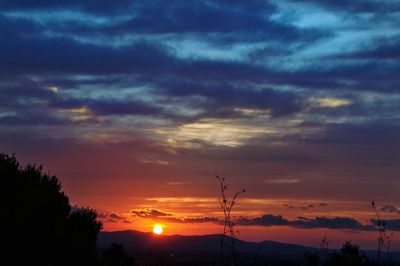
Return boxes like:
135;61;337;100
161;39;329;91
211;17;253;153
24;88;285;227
98;230;400;264
98;230;317;260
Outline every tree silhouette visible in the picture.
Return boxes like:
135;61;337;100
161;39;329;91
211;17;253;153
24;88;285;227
64;207;103;265
1;153;102;266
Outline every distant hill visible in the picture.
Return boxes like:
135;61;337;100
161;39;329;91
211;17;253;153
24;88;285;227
98;230;400;264
98;230;318;261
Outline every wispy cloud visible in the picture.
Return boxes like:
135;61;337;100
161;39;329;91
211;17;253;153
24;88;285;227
308;97;353;108
0;0;399;239
264;178;300;184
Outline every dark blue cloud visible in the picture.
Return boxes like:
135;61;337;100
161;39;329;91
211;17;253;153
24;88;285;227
371;219;400;231
0;0;133;14
86;100;162;116
0;77;55;105
293;217;374;231
236;214;375;231
156;80;302;117
237;214;289;226
51;97;165;117
0;0;315;41
0;25;173;75
0;112;66;126
1;6;396;95
131;209;172;218
0;0;399;199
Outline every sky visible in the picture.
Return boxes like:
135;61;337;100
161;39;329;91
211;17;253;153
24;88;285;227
1;0;400;249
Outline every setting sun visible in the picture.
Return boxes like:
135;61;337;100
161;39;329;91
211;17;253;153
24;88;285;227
3;0;399;265
153;224;163;235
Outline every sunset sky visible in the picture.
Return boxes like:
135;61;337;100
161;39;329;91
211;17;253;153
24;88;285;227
1;0;400;249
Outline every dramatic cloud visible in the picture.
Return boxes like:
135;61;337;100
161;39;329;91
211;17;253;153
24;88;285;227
237;214;289;226
104;208;400;232
293;217;374;231
109;213;123;220
371;219;400;231
181;217;221;223
236;214;375;231
1;0;399;245
131;209;172;218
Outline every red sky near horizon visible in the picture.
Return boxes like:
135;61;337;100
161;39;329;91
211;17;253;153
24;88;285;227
1;0;400;250
6;143;399;249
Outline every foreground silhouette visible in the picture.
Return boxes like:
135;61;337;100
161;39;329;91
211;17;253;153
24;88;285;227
304;241;375;266
100;243;135;266
2;153;396;266
1;153;133;266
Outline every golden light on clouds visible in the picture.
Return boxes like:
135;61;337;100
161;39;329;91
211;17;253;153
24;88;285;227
67;107;93;121
54;106;94;124
69;107;89;114
233;107;271;116
158;118;275;147
309;97;352;108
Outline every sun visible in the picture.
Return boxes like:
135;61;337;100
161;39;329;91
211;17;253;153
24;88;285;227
153;224;163;235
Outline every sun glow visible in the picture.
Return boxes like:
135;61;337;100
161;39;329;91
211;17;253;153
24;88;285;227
153;224;164;235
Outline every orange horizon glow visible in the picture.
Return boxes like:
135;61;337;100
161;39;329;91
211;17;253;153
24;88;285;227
94;200;400;250
101;220;400;250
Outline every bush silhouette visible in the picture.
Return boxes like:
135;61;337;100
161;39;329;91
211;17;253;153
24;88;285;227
326;241;371;266
100;243;135;266
1;153;102;266
304;251;320;266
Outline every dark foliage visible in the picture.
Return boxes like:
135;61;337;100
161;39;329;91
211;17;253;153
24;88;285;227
303;241;376;266
100;243;135;266
304;252;320;266
1;153;102;266
326;241;370;266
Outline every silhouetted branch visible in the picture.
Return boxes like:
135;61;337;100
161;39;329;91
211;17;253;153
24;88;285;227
216;175;245;266
371;200;392;265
